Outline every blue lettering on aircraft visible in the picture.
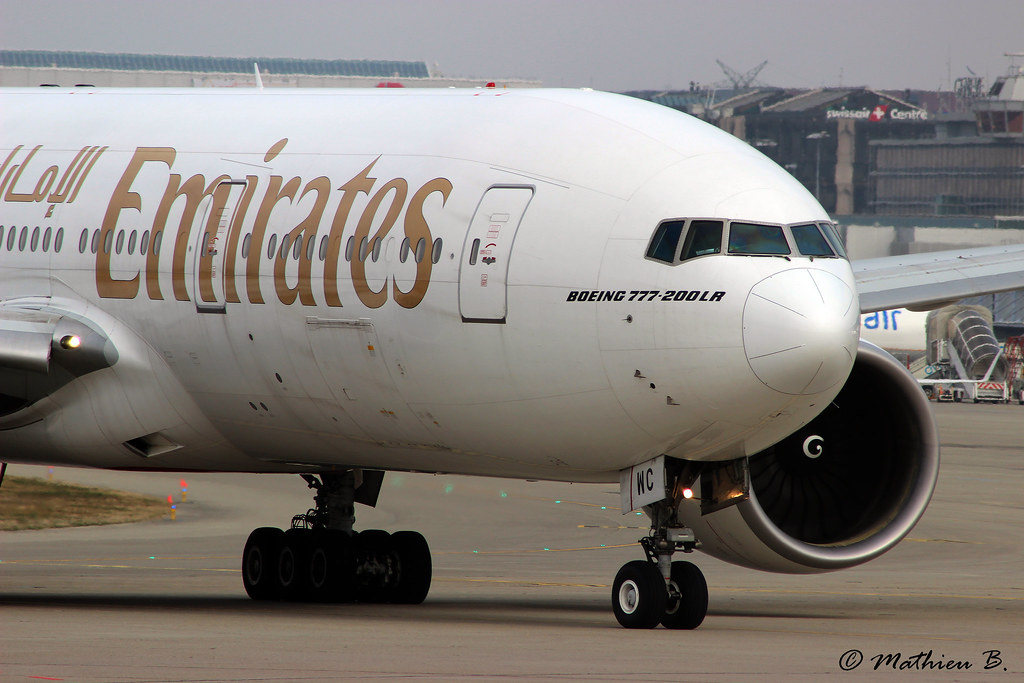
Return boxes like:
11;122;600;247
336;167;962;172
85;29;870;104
863;309;901;330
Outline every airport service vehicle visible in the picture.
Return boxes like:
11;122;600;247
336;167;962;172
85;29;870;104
3;87;1024;629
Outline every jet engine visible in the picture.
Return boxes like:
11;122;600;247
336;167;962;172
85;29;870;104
680;340;939;573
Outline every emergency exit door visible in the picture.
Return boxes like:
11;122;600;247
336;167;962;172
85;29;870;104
458;186;533;323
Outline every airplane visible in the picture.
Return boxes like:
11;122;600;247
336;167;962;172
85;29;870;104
3;86;1024;630
860;307;927;355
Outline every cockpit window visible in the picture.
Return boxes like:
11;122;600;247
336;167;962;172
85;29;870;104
679;220;723;261
819;222;847;258
645;220;684;263
727;222;791;255
791;223;835;256
643;218;847;263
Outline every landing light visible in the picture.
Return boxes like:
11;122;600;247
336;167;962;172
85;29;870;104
682;488;694;500
59;334;81;350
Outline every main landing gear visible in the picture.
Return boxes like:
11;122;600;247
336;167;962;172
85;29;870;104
241;470;431;604
611;499;708;629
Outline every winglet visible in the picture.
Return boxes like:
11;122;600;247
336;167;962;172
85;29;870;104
254;62;264;90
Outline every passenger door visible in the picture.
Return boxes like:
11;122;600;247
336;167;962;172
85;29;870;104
458;186;533;323
193;179;248;313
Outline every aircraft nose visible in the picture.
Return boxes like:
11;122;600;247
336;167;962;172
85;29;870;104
742;268;860;395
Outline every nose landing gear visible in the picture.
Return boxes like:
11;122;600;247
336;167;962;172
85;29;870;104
611;500;708;629
241;470;431;605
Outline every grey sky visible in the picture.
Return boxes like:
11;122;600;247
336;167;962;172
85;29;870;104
2;0;1022;92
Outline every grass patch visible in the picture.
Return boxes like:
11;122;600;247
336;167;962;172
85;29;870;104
0;476;168;530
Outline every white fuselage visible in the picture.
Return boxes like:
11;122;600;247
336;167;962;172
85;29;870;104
0;88;860;482
860;308;927;353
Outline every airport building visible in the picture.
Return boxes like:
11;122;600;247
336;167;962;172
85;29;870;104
710;87;936;215
869;67;1024;219
632;84;1023;219
630;58;1024;223
0;50;540;89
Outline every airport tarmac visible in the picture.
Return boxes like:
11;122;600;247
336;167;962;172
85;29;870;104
1;402;1022;682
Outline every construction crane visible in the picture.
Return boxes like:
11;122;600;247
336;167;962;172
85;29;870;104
715;59;768;90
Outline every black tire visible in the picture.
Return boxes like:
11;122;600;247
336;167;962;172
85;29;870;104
242;527;284;600
660;561;708;630
308;530;356;603
355;529;394;603
278;528;313;601
392;530;432;604
611;560;666;629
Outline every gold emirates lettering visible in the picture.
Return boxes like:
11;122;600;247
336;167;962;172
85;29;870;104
95;141;452;309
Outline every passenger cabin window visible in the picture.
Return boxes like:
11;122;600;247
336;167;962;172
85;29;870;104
645;220;684;264
728;222;791;255
680;220;723;261
791;223;834;257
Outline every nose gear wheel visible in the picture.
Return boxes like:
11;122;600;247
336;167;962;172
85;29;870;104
611;482;709;629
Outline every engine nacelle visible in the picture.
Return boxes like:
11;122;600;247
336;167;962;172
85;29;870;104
680;340;939;573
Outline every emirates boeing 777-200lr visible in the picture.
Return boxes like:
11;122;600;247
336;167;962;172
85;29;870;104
2;87;1023;629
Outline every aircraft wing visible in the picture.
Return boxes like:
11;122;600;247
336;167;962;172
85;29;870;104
853;244;1024;313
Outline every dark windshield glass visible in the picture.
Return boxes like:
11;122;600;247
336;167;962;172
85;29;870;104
819;222;848;258
646;220;684;263
791;223;834;256
728;223;791;255
680;220;723;260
